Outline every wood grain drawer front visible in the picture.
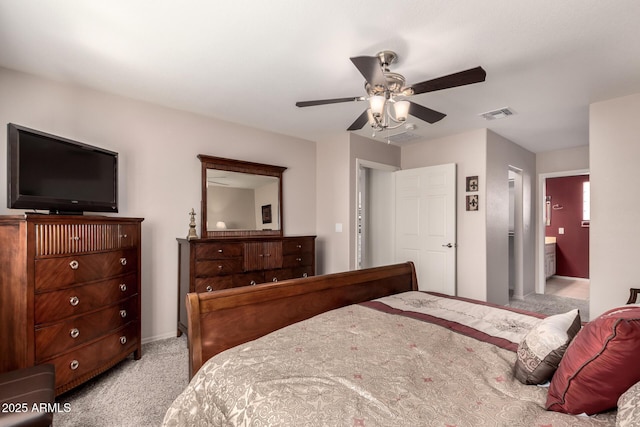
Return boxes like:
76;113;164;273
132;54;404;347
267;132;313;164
291;266;314;279
195;276;233;293
118;224;139;248
195;258;243;277
35;297;138;361
35;249;137;292
283;253;313;268
195;243;243;259
264;268;293;283
232;272;266;288
48;323;137;392
283;238;314;255
266;267;313;282
34;223;122;256
35;274;137;324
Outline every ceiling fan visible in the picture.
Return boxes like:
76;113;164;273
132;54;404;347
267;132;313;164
296;50;486;132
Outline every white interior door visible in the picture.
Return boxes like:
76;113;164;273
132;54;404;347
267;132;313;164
394;164;456;294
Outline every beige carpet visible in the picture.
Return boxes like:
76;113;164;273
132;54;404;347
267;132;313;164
507;293;589;322
54;335;188;427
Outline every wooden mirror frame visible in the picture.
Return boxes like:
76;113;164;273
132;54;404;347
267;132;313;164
198;155;286;238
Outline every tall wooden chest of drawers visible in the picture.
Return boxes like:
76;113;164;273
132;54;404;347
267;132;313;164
176;235;315;335
0;214;143;395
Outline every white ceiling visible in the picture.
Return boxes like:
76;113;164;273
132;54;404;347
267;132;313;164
1;1;640;153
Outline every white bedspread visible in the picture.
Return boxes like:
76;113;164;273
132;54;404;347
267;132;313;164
163;291;616;426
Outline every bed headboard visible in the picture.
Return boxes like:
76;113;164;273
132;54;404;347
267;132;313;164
186;262;418;377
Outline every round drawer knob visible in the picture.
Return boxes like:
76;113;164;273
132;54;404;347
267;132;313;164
120;283;127;292
69;296;80;306
217;249;223;253
296;257;302;262
297;244;302;249
120;336;127;345
70;236;81;242
70;360;79;370
121;234;128;238
272;277;278;282
120;310;127;318
69;260;79;270
120;257;127;266
250;280;256;286
217;265;223;270
205;286;213;292
303;272;308;278
70;328;80;339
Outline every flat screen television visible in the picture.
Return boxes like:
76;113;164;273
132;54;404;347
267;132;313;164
7;123;118;214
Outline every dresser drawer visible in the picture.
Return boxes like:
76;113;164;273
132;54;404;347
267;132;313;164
35;297;138;361
194;272;265;292
47;323;138;391
232;272;266;288
118;224;139;248
265;267;313;282
283;238;314;254
35;249;137;292
195;258;243;277
35;273;137;324
283;253;313;268
195;242;243;259
195;276;234;292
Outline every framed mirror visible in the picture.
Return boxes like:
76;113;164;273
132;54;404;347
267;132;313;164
198;155;286;238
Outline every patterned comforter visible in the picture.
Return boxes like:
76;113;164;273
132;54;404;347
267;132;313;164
163;292;616;426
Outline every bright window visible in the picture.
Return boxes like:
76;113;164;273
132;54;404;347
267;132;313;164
583;181;590;221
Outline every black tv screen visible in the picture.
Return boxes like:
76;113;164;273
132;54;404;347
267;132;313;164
7;123;118;214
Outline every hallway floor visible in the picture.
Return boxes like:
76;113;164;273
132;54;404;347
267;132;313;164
507;276;590;321
544;276;589;300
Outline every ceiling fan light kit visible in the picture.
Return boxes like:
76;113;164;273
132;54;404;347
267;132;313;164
296;50;487;138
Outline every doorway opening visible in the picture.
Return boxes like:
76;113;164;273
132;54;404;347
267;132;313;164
355;159;398;270
539;170;590;303
508;167;524;300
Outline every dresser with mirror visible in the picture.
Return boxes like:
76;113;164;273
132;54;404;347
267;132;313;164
176;155;316;336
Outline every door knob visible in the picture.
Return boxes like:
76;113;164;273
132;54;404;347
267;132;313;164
442;243;456;248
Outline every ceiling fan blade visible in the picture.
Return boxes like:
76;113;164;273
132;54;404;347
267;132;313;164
409;66;486;95
350;56;388;89
409;102;446;124
347;110;370;131
296;96;364;107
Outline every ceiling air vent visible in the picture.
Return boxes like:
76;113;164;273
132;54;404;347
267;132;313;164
479;107;515;120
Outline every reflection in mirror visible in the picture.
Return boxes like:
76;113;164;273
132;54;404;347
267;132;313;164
206;169;280;231
198;155;286;238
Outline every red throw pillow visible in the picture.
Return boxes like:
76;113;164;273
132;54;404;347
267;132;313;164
546;305;640;415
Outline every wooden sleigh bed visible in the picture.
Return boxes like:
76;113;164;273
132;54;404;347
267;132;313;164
164;262;640;427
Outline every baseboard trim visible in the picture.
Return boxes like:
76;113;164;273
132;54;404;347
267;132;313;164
142;331;180;345
550;275;590;282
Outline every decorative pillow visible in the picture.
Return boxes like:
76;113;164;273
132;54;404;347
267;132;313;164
546;305;640;415
617;381;640;427
513;309;581;384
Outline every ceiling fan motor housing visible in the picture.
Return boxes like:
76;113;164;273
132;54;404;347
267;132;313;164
365;72;406;97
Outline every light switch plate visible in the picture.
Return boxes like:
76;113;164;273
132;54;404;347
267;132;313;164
335;223;343;233
558;227;565;234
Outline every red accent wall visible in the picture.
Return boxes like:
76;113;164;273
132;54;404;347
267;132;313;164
546;175;589;278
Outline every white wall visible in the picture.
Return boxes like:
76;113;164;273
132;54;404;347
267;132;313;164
486;130;536;305
590;92;640;317
315;133;350;274
401;129;488;301
0;67;316;342
536;146;589;174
